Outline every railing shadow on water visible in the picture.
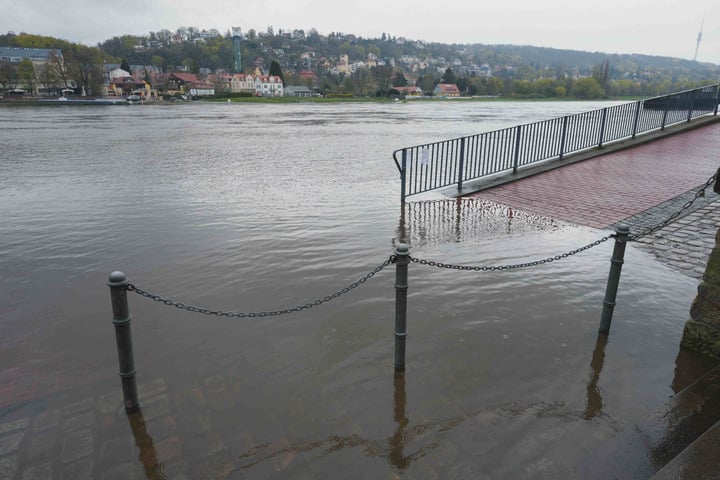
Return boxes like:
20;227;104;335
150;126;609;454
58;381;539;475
395;197;564;247
393;83;720;204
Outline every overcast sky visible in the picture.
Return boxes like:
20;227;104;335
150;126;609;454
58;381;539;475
3;0;720;64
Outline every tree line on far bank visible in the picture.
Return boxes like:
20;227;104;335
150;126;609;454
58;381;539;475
1;31;716;100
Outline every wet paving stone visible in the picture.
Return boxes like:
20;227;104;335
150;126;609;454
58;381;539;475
100;462;136;480
179;411;213;435
61;458;94;480
174;388;206;410
99;437;134;465
32;410;61;433
26;431;58;462
188;432;226;458
63;411;96;433
137;378;167;400
0;456;18;480
140;394;172;421
0;418;29;435
20;461;52;480
0;430;25;456
145;415;178;440
160;459;191;480
62;398;95;418
154;436;182;463
203;375;226;393
98;392;124;415
191;451;236;480
60;429;94;464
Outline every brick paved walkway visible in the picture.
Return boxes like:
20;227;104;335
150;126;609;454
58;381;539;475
467;122;720;230
467;122;720;279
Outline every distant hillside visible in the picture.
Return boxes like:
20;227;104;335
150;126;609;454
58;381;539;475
2;28;719;99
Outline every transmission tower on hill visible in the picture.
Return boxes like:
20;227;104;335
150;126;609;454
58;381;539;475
232;27;243;73
693;16;704;61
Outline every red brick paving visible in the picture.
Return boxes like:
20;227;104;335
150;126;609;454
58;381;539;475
466;122;720;229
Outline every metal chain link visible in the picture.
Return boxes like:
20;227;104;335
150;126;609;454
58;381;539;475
409;236;613;271
630;172;717;241
126;255;396;317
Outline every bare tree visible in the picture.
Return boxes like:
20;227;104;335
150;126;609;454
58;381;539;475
65;45;104;95
18;59;37;95
37;62;62;95
0;61;19;92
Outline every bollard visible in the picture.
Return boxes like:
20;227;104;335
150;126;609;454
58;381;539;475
107;271;139;412
394;244;409;371
599;226;630;335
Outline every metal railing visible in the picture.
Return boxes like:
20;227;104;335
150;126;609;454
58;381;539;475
393;83;720;204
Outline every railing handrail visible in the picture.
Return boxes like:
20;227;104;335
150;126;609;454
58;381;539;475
394;83;720;203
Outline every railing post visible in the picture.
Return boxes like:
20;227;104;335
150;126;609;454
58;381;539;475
559;116;569;160
599;225;630;335
632;101;641;139
512;125;522;174
687;89;696;122
457;138;466;192
107;271;139;412
400;149;407;206
394;244;409;371
598;107;608;148
714;83;720;116
661;96;669;130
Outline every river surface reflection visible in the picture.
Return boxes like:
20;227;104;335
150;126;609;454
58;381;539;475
0;101;712;478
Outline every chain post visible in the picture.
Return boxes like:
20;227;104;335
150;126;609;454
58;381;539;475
599;225;630;335
107;271;139;412
394;243;409;371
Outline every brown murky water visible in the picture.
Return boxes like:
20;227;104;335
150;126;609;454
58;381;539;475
0;101;712;478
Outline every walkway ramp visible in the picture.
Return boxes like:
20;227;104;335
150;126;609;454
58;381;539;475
466;119;720;229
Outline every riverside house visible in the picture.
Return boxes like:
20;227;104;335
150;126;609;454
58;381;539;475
154;72;215;98
433;83;461;97
230;73;284;97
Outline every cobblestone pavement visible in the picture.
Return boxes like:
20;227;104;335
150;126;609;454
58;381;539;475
0;378;235;480
613;189;720;280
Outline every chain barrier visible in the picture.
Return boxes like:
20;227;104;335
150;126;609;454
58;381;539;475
629;172;717;241
126;255;396;317
409;236;613;271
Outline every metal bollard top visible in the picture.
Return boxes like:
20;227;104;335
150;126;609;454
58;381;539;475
615;224;630;235
107;271;128;287
395;243;409;255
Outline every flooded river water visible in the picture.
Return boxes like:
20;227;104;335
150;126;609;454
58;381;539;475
0;100;712;478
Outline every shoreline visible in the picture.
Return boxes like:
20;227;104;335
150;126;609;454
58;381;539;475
0;95;643;107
